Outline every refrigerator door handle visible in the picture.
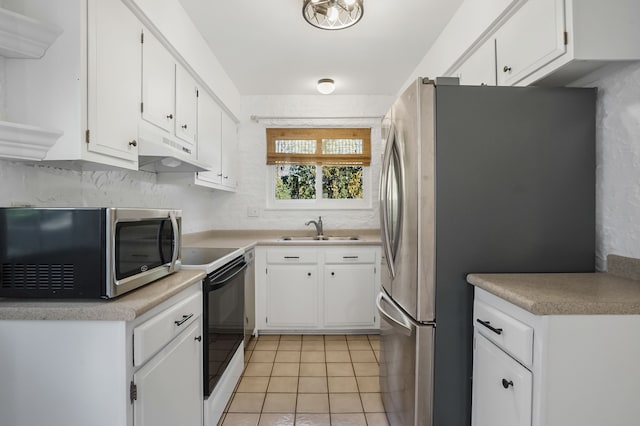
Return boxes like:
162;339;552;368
376;292;413;336
380;124;397;278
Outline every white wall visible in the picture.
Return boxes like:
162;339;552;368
0;159;223;234
577;62;640;270
206;94;393;231
0;94;391;233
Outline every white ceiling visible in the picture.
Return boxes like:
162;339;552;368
178;0;464;96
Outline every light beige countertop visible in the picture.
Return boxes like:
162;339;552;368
0;270;205;321
182;228;382;250
0;229;379;321
467;255;640;315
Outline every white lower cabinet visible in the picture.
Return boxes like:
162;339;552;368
267;264;319;327
324;264;376;327
0;282;204;426
473;288;640;426
472;333;532;426
134;320;202;426
256;245;380;332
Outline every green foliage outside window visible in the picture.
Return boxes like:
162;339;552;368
275;165;316;199
275;165;363;200
322;166;363;199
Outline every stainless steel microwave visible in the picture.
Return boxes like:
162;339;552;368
0;208;181;299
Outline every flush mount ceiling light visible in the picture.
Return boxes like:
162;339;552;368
317;78;335;94
303;0;364;30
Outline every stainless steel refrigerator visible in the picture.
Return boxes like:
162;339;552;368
377;78;595;426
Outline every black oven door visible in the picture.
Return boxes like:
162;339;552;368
204;256;247;397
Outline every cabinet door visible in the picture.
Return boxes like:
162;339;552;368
221;112;238;188
496;0;566;85
472;333;532;426
175;65;198;147
455;39;497;86
267;265;318;327
195;91;223;185
141;29;175;133
86;0;140;164
134;320;203;426
324;264;376;327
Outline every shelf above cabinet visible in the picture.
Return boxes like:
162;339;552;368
0;7;62;58
0;120;63;161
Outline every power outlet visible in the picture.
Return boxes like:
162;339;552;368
247;207;259;217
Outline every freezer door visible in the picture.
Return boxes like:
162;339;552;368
377;291;434;426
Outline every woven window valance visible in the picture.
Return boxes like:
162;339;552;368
266;128;371;166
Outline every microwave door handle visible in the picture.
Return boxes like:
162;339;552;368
168;212;179;273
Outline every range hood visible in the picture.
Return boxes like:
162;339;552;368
137;122;209;173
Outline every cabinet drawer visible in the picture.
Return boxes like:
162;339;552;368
324;248;376;264
267;249;318;264
472;333;532;426
134;291;203;367
473;300;533;368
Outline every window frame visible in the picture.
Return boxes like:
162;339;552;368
265;127;373;210
266;164;372;210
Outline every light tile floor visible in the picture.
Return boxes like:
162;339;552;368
219;334;389;426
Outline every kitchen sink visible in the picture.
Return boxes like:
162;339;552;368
279;236;362;241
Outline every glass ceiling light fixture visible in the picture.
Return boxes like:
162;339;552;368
317;78;335;94
303;0;364;30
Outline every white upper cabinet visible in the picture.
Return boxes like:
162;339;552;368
220;112;238;189
496;0;640;86
495;0;566;86
451;0;640;87
141;29;175;135
196;91;223;186
174;65;198;148
86;0;141;164
454;39;497;86
4;0;141;169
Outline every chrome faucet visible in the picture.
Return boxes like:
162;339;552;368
305;216;324;237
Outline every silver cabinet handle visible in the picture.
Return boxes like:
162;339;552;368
175;313;193;326
503;65;512;73
343;256;359;259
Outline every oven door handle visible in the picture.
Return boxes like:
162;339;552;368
210;262;248;290
168;211;180;273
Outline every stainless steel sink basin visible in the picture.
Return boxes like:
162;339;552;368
279;236;361;241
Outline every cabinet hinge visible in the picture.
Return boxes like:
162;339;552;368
85;129;90;144
129;381;138;403
140;31;144;44
563;31;568;45
140;102;144;113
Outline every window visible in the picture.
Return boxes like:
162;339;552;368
266;128;372;209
